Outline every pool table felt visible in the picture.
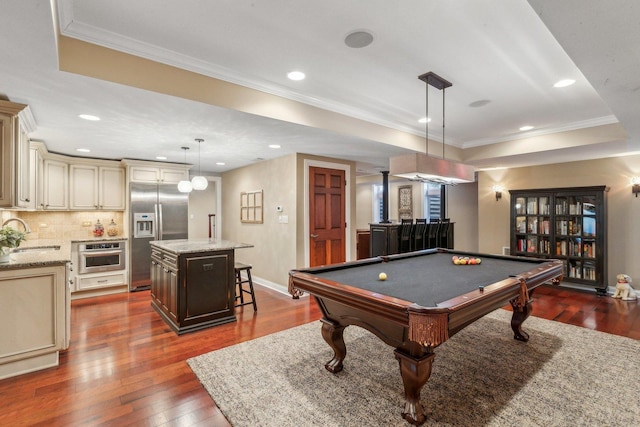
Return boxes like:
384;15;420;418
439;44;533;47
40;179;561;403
310;253;544;308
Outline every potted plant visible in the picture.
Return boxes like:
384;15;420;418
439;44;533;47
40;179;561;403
0;225;27;263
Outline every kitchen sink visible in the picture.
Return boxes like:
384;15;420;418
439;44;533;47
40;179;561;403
12;245;61;253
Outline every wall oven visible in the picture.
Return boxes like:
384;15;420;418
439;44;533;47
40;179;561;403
78;241;126;274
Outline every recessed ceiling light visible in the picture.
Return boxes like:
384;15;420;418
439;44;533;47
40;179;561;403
269;144;281;149
156;156;167;160
418;117;432;124
76;148;91;153
344;30;374;48
519;125;534;131
553;79;575;88
78;114;100;121
216;162;225;166
287;71;305;81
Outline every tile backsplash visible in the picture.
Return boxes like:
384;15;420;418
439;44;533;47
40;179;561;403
1;211;125;243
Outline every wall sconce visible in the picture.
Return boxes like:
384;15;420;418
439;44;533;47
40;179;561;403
492;185;504;201
632;177;640;197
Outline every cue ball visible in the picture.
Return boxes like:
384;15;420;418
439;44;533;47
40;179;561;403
379;272;387;281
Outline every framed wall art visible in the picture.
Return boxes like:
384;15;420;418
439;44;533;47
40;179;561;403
398;185;413;220
240;190;263;223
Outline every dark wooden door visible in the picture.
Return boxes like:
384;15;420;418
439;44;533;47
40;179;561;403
309;166;346;267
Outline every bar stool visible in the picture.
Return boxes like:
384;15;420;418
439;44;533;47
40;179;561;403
234;262;257;311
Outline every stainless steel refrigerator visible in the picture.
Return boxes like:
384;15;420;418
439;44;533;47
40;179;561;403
129;182;188;291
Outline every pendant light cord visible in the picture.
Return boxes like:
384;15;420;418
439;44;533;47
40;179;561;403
426;82;429;157
442;87;446;160
196;138;203;175
182;146;189;164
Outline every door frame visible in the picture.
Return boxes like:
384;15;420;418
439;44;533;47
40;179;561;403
303;159;352;268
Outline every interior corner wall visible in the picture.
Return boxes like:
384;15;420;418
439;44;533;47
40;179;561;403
221;154;297;288
478;154;640;287
355;182;374;229
446;182;479;252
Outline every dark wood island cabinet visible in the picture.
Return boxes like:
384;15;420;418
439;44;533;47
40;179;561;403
149;239;252;334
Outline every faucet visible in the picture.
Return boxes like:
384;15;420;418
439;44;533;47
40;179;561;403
2;218;31;234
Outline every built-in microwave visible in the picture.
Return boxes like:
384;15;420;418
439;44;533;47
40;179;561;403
78;241;126;274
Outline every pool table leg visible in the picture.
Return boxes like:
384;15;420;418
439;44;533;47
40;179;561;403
509;297;532;342
320;319;346;373
394;349;435;426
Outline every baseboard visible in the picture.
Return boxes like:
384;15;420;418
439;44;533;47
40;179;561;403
252;275;308;298
558;282;640;299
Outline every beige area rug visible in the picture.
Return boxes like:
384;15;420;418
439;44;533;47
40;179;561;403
187;309;640;426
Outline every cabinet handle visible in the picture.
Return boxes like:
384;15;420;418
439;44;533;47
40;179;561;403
164;268;169;273
25;198;30;202
310;234;319;238
97;280;108;283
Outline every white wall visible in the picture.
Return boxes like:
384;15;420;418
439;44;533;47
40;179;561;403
188;176;220;239
447;182;479;252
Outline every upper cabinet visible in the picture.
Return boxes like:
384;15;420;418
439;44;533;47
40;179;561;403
69;164;125;210
42;159;69;210
123;159;190;184
28;142;126;211
99;166;126;210
0;100;35;209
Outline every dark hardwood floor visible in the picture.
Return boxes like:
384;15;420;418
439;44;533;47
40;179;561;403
1;284;638;426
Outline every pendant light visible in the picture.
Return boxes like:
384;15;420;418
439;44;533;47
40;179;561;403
191;138;208;190
177;146;193;193
389;72;474;184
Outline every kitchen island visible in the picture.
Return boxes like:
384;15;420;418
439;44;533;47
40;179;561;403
149;239;252;334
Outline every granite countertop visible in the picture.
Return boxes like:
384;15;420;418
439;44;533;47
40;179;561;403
150;239;253;254
0;236;129;270
70;236;128;243
0;244;72;270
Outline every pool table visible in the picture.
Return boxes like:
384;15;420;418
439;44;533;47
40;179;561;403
288;248;563;425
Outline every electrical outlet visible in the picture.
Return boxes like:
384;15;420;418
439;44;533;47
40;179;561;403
82;221;92;227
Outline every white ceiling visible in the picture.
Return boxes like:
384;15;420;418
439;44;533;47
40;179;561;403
1;0;638;176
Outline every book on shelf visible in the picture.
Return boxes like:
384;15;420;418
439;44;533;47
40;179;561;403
537;219;549;234
556;240;567;256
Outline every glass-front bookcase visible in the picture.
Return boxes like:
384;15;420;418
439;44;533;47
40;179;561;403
510;186;607;293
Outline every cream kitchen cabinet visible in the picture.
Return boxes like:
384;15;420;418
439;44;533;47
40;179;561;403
99;166;125;209
123;159;190;184
27;143;43;210
42;159;69;210
0;264;69;380
69;164;125;210
0;100;34;209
